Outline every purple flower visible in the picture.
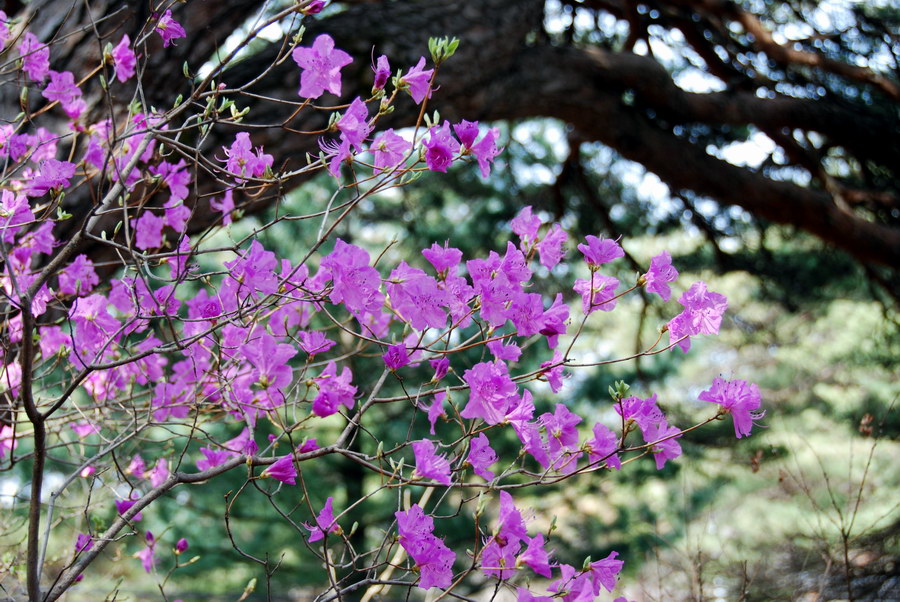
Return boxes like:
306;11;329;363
320;238;384;314
372;54;390;90
423;391;447;434
0;11;9;53
423;121;459;173
578;235;624;268
175;538;189;554
573;273;620;314
136;531;156;573
698;377;764;438
487;340;522;362
223;132;273;181
0;425;17;459
292;34;353;99
586;423;621;470
111;35;136;82
453;120;480;149
536;223;567;269
386;261;448;330
261;454;297;485
395;505;455;590
75;533;93;554
148;458;170;488
150;159;191;203
0;190;33;243
20;32;50;82
400;57;433;104
412;439;452;485
589;551;624;593
115;497;143;522
312;360;357;417
42;71;85;120
539;351;566;393
210;189;235;225
305;497;341;542
28;159;76;197
460;360;519;425
481;538;517;580
70;421;99;439
298;330;336;357
540;404;582;464
134;211;165;250
240;331;297;392
383;343;411;371
517;534;552;578
58;254;99;297
466;433;498;480
302;0;326;14
642;251;678;301
512;206;542;243
470;127;501;178
369;129;411;173
429;357;449;383
644;420;682;470
336;97;370;150
155;10;186;48
667;281;728;352
422;242;463;276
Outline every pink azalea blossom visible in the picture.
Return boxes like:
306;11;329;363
70;421;100;439
42;71;86;120
400;57;433;104
412;438;452;485
111;35;136;82
75;533;93;553
667;281;728;352
210;189;235;225
304;497;341;542
382;343;411;371
423;121;459;173
586;422;621;470
466;433;498;480
28;159;76;197
517;534;552;578
642;250;678;301
536;223;567;269
369;129;411;173
0;425;17;458
311;360;357;417
20;32;50;82
698;377;764;438
395;505;455;590
58;254;99;296
136;531;156;573
298;330;336;357
292;34;353;99
372;54;390;89
573;273;620;314
155;10;186;48
577;235;624;268
134;211;165;250
261;454;297;485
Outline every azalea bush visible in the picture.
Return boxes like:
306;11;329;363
0;3;764;600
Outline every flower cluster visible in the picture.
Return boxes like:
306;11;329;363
0;19;765;602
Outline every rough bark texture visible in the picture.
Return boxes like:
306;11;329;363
6;0;900;270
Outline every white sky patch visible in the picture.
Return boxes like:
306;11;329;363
0;476;21;507
676;69;726;93
711;132;777;168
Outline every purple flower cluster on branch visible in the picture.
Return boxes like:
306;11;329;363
0;19;766;602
